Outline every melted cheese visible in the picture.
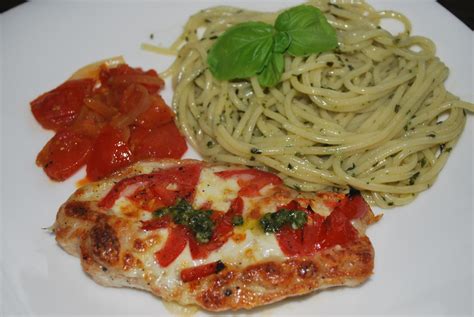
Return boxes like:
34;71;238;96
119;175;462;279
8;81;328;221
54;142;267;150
193;167;239;212
82;162;343;292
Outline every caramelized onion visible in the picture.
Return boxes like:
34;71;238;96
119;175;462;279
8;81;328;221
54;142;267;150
108;75;164;87
111;84;151;128
84;97;117;118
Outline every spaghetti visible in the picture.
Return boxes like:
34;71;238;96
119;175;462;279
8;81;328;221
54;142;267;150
161;0;473;207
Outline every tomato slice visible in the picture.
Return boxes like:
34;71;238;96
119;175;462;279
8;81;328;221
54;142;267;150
130;122;187;162
31;79;95;131
98;163;202;209
86;125;133;181
320;209;358;248
36;129;93;181
215;169;283;196
155;225;188;267
141;216;171;231
135;95;174;128
275;194;366;257
181;261;225;283
338;194;370;219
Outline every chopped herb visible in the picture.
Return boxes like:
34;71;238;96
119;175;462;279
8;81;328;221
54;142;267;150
249;156;255;161
376;26;381;29
409;172;420;185
347;163;356;171
388;202;394;206
206;140;214;148
215;260;226;272
329;3;342;9
154;200;215;244
427;133;436;138
287;163;293;169
250;147;262;154
420;157;427;167
231;215;244;226
149;33;154;40
348;64;354;71
394;104;400;113
209;35;218;40
326;61;334;67
439;143;446;152
348;187;360;197
260;209;308;233
293;184;301;191
204;18;211;23
445;147;452;153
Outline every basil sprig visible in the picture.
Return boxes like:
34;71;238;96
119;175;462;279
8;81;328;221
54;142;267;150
207;5;337;87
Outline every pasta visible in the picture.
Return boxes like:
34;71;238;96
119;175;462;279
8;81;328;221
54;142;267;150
160;0;473;207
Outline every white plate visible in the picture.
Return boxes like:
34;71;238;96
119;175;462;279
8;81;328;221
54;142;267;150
2;0;473;316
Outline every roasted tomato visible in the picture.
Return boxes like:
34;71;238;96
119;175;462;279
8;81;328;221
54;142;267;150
86;125;133;181
31;61;187;182
130;122;188;161
31;79;95;131
36;129;93;181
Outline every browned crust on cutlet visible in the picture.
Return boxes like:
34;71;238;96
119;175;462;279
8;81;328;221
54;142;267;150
53;159;376;311
186;236;373;310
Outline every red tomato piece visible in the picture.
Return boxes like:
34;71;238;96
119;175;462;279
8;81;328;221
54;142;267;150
276;226;304;256
301;212;326;255
130;122;187;161
100;64;164;94
339;194;370;219
31;79;95;131
135;95;174;128
98;163;202;209
215;169;283;197
86;125;133;181
36;129;93;181
141;216;171;231
320;208;358;248
155;225;188;267
181;261;225;283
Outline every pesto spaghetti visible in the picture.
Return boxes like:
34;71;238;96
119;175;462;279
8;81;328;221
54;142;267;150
158;0;474;207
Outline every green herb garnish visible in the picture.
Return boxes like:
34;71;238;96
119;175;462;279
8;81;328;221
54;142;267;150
259;209;308;233
231;215;244;226
207;5;337;87
154;199;215;243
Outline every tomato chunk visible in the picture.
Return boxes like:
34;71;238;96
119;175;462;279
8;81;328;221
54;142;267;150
130;122;188;161
86;125;133;181
141;216;171;231
31;79;95;131
36;129;93;181
216;169;282;196
155;225;188;267
275;194;364;257
181;261;226;283
135;95;174;128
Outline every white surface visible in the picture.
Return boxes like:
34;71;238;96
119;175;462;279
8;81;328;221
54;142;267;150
1;0;473;316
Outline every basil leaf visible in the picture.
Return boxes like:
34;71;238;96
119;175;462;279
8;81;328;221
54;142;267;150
257;52;284;87
273;31;291;53
208;22;275;80
275;5;337;56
